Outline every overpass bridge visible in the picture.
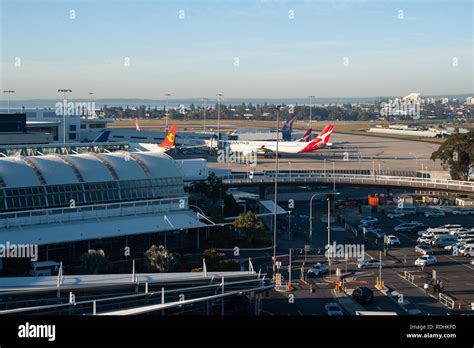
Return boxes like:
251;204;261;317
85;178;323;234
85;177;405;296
221;172;474;194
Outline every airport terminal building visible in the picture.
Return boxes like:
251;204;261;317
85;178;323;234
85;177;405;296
0;151;209;265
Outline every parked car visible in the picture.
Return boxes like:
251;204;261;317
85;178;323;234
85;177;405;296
386;235;400;246
424;210;445;218
357;259;386;269
394;222;426;233
397;206;417;215
453;209;471;216
432;235;459;248
414;255;437;266
438;224;462;230
307;263;329;276
359;216;378;225
417;235;435;245
324;302;344;316
460;246;474;257
444;242;464;252
352;287;374;304
386;210;405;219
415;244;433;255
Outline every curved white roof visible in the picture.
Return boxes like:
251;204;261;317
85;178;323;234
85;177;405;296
27;155;78;185
132;152;182;179
97;152;148;181
67;154;114;182
0;157;40;188
0;151;183;188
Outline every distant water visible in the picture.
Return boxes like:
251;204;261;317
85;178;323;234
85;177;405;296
0;94;471;111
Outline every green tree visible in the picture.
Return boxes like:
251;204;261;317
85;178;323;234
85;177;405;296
234;211;267;246
144;245;174;272
80;249;109;274
431;131;474;180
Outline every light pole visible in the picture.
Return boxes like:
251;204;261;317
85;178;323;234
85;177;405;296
332;162;336;192
327;198;331;271
88;92;94;116
216;93;223;147
201;98;209;132
164;93;171;131
272;105;282;279
309;192;340;244
58;89;72;144
308;95;315;129
3;90;15;113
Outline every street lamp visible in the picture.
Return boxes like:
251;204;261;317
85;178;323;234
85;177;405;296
308;95;315;129
88;92;94;116
164;93;171;131
216;93;223;146
58;89;72;144
309;192;340;243
3;90;15;113
272;105;283;279
201;98;209;132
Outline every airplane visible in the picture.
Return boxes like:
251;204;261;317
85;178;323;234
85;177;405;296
92;124;177;153
297;129;312;142
135;118;141;131
133;124;177;153
227;125;334;157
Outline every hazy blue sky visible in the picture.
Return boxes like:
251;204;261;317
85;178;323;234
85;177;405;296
1;0;472;99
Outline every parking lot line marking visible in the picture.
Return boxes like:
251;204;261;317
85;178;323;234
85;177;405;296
444;255;474;271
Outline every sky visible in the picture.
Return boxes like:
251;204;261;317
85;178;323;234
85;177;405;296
0;0;473;100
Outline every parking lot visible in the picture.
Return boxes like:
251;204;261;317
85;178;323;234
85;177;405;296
340;208;474;313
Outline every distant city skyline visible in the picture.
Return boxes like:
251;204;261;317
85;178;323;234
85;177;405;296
1;0;473;99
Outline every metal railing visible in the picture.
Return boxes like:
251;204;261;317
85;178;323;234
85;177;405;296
222;172;474;192
0;197;188;229
439;292;456;309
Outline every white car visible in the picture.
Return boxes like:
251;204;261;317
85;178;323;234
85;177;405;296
307;263;329;276
417;235;434;245
386;235;400;245
415;244;433;255
424;210;445;218
357;259;386;269
360;216;378;225
386;210;405;219
325;302;343;316
460;246;474;257
414;255;437;266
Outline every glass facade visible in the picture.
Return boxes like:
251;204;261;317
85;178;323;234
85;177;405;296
0;177;184;212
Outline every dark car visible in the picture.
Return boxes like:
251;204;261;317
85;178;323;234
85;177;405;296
352;287;374;304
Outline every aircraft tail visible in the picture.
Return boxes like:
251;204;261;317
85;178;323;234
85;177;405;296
301;125;334;152
159;124;177;149
93;130;111;143
135;118;141;131
298;129;312;142
281;114;296;131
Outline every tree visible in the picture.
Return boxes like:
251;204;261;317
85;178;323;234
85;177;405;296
431;131;473;180
234;211;268;246
144;245;174;272
80;249;109;274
